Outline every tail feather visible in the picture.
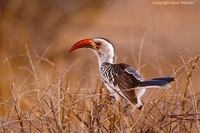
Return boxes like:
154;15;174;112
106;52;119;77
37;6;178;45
151;76;175;82
139;76;174;87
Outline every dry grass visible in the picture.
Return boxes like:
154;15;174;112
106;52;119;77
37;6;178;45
0;45;199;133
0;1;200;132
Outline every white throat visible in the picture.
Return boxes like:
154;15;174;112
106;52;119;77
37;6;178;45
95;52;114;65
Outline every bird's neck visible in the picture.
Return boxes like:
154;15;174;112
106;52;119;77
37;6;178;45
95;53;114;69
99;55;113;64
92;49;114;70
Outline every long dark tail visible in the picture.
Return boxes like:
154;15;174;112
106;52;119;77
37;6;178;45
139;76;175;87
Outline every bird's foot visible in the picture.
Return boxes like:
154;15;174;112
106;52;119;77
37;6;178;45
122;104;131;115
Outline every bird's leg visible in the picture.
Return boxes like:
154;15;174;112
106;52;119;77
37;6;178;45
106;95;116;104
113;93;121;102
123;104;131;115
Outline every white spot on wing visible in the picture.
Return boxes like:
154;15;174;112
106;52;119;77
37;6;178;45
125;67;143;81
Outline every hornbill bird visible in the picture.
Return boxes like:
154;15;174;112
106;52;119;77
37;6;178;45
69;37;174;110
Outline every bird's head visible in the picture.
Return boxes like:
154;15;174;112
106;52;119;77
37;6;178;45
69;37;115;64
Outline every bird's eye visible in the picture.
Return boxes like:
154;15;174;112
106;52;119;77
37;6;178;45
96;42;101;49
96;42;101;46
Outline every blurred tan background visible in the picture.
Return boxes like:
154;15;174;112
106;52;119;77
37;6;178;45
0;0;200;116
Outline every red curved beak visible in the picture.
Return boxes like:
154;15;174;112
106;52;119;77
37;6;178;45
69;39;95;53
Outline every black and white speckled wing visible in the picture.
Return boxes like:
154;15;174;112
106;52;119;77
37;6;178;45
101;63;142;105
